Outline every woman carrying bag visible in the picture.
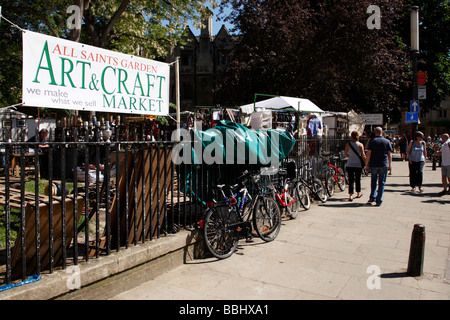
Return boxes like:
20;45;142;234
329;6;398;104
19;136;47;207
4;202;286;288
407;131;427;192
344;131;367;201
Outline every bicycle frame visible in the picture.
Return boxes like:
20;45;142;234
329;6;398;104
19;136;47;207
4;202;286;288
298;162;314;186
213;180;260;225
202;188;254;241
296;161;327;202
202;171;283;259
328;162;343;182
325;156;346;184
272;177;295;207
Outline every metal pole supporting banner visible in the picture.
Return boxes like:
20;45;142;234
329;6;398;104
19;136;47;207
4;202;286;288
176;57;181;141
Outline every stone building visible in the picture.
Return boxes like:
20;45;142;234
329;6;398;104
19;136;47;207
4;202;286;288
420;96;450;137
169;13;240;110
398;96;450;138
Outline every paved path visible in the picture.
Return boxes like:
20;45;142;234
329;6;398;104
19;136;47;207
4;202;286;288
111;155;450;300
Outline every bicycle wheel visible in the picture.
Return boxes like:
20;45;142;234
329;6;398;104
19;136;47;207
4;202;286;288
297;182;310;210
312;177;327;203
203;206;240;259
286;181;300;219
253;196;281;242
336;167;346;191
325;169;335;197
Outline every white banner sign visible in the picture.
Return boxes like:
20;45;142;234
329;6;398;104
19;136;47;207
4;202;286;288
22;31;170;115
358;113;383;125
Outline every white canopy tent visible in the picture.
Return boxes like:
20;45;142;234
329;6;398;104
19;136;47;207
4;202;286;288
240;96;324;114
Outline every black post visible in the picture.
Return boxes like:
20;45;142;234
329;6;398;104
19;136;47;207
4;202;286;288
410;6;420;135
407;224;425;277
412;49;419;135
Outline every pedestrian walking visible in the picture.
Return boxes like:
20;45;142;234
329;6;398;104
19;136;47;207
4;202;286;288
365;131;375;150
407;131;427;192
364;127;393;206
399;135;408;161
344;131;366;201
434;133;450;195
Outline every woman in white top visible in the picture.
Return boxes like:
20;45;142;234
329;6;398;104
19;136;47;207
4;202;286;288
344;131;366;201
435;133;450;195
407;131;427;192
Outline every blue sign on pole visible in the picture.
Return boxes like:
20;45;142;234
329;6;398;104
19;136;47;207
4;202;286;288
410;100;419;113
406;112;418;123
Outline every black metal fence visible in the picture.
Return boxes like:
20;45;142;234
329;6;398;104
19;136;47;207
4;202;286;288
0;127;349;286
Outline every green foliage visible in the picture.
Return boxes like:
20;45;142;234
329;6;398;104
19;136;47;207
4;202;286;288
0;0;216;108
216;0;450;122
0;179;75;248
0;206;21;249
395;0;450;112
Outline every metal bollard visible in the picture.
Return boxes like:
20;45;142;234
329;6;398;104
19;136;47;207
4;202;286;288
407;224;425;277
432;156;436;170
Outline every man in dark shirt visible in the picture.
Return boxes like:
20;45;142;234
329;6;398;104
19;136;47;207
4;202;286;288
27;129;49;152
365;127;393;206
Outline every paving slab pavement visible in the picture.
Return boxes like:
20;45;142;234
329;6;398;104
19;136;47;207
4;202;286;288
111;155;450;300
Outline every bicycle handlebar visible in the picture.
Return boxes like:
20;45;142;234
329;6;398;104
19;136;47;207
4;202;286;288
238;170;261;182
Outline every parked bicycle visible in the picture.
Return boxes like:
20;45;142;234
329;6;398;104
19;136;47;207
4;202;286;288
260;166;301;219
297;161;327;203
296;178;311;210
201;171;281;259
322;154;346;197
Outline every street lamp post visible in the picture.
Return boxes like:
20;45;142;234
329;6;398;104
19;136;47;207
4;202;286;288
410;6;419;133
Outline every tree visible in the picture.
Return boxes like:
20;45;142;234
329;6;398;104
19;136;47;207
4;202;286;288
398;0;450;113
0;0;216;108
215;0;410;122
68;0;216;56
215;0;317;105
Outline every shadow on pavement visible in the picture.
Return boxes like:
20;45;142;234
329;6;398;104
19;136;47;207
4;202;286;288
380;272;409;279
318;198;368;208
421;198;450;205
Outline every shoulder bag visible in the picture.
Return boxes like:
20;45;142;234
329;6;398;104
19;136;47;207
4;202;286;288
348;142;365;168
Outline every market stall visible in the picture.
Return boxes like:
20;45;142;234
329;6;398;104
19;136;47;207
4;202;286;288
176;120;296;203
238;95;325;138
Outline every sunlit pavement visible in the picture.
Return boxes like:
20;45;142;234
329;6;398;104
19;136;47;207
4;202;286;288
111;154;450;300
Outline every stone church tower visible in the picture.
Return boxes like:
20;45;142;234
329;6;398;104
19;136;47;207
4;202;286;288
170;10;240;110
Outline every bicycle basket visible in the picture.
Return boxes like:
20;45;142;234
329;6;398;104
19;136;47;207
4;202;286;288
253;173;273;195
260;166;279;176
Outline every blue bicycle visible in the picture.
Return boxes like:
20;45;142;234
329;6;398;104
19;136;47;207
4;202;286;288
202;171;281;259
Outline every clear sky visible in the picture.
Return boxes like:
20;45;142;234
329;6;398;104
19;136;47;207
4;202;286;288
187;3;235;36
